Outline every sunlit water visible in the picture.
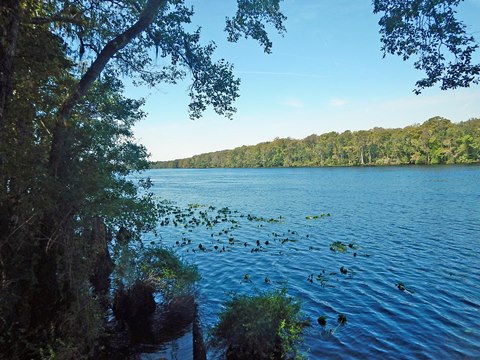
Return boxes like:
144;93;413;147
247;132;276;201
138;166;480;359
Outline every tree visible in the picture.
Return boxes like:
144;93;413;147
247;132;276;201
373;0;480;94
0;1;288;357
151;118;480;168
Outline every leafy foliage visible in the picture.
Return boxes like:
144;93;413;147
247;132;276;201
373;0;480;93
226;0;287;54
0;1;287;357
114;244;200;299
210;289;306;360
152;117;480;168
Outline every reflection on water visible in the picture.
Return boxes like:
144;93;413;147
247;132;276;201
137;166;480;359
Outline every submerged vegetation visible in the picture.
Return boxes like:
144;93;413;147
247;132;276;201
152;117;480;168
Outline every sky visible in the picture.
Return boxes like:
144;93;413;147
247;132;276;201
127;0;480;162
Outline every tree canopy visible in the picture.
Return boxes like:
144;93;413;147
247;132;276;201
374;0;480;93
0;1;287;358
151;117;480;168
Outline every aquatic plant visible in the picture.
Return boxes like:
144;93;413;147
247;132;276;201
317;316;327;327
210;289;307;360
114;244;200;300
395;282;415;294
337;314;347;325
306;213;331;220
315;273;329;287
329;241;348;253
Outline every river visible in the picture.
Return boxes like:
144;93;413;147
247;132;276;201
138;166;480;359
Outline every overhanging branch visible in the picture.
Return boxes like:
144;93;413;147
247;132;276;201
50;0;167;179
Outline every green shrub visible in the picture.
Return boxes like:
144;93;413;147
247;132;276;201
113;244;200;300
210;289;307;360
138;246;200;298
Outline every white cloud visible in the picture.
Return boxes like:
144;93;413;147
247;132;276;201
329;98;348;107
280;97;305;108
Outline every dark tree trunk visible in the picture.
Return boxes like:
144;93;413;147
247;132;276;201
0;0;20;139
90;217;114;309
35;0;167;335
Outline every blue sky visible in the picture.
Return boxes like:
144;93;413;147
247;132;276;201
128;0;480;161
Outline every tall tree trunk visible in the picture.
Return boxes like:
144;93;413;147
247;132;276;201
0;0;20;138
36;0;166;331
0;1;21;331
0;0;21;187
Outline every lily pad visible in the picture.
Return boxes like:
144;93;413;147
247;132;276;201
337;314;347;325
330;241;348;253
395;282;415;294
317;316;327;326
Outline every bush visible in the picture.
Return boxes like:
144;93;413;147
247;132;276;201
113;244;200;299
210;289;307;360
111;245;200;343
138;247;200;298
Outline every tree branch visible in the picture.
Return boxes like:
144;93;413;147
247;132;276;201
50;0;167;179
29;14;83;26
58;0;166;124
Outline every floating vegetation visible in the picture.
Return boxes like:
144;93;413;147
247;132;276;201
306;270;336;287
306;213;331;220
187;203;206;209
395;282;415;294
316;273;329;287
157;199;370;292
318;313;348;335
317;316;327;326
241;273;253;284
348;242;359;250
330;241;348;253
337;314;347;325
247;214;283;223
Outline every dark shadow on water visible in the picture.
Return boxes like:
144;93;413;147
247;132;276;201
98;295;202;359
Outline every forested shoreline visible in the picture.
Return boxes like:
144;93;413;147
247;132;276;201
152;117;480;168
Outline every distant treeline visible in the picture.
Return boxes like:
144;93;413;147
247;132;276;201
151;117;480;168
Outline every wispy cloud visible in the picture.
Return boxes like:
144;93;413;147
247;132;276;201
281;97;305;108
238;70;327;79
329;98;348;107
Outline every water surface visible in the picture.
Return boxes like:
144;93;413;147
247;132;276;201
140;166;480;359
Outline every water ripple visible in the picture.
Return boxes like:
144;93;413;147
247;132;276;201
142;167;480;359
